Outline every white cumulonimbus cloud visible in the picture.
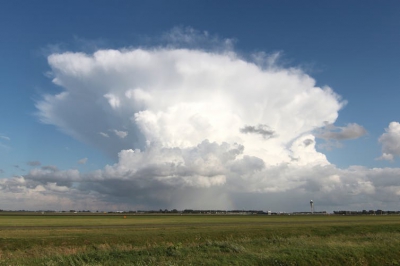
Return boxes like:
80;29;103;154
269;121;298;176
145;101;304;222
37;48;344;165
3;35;398;211
378;122;400;161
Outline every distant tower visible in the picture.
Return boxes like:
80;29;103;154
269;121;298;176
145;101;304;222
310;200;314;214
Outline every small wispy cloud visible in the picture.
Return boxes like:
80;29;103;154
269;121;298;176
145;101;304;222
113;130;128;139
317;123;367;141
99;132;109;138
303;139;314;147
104;93;121;109
0;135;10;141
13;165;25;172
240;124;276;139
27;161;41;167
41;165;58;171
162;26;235;51
78;158;88;164
316;123;367;150
0;142;10;150
376;153;394;161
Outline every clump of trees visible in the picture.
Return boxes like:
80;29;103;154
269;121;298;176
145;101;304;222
333;210;400;215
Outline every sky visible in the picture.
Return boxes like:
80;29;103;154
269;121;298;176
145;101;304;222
1;1;400;212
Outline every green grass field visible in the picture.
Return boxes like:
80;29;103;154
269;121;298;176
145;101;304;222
1;214;400;265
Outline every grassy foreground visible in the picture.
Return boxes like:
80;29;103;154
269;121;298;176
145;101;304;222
1;214;400;265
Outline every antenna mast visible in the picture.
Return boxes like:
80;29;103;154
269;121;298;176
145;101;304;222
310;200;314;214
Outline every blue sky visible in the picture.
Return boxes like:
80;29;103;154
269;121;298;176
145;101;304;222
1;1;400;211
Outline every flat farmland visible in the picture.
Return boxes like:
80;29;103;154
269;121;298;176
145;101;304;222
1;214;400;265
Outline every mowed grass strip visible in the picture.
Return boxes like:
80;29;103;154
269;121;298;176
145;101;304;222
0;214;276;227
1;215;400;265
0;213;398;227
